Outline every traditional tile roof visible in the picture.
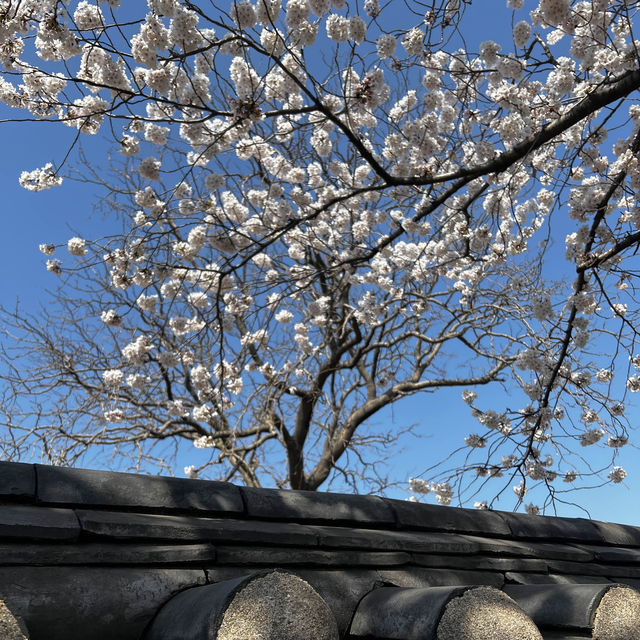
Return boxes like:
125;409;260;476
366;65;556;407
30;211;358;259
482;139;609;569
1;461;640;639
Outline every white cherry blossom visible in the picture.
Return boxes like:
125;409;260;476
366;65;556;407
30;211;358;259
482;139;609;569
0;0;638;513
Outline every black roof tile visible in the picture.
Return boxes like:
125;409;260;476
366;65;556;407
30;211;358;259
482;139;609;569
0;565;207;640
241;485;396;525
36;464;243;514
498;511;605;543
0;542;217;565
0;462;638;640
385;497;511;535
591;520;640;546
503;583;627;634
411;553;549;573
308;525;479;554
575;544;640;564
350;585;466;639
505;572;614;585
212;546;412;567
76;509;319;545
0;504;79;541
0;461;35;501
378;566;505;589
460;535;594;562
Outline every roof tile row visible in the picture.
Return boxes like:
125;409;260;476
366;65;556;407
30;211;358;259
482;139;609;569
2;461;640;640
4;462;640;545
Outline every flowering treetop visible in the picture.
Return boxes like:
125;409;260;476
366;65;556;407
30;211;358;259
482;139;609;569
1;0;640;513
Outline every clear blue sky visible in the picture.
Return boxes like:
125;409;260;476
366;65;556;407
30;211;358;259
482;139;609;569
0;1;638;524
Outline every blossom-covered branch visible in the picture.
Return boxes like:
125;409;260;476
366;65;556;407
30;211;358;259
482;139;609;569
1;0;640;512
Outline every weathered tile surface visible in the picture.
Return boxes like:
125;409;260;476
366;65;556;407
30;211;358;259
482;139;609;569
0;461;639;640
294;569;382;637
548;559;640;578
575;544;640;563
212;546;411;567
76;509;318;545
386;498;511;535
0;543;216;565
0;566;206;640
36;465;243;514
499;511;605;543
350;585;465;639
411;553;549;573
461;535;594;562
506;572;614;585
378;567;505;589
241;486;396;524
591;521;640;546
309;525;478;554
0;504;79;540
504;583;611;630
0;462;35;501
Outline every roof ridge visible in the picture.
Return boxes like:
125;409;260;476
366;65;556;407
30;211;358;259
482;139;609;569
0;461;639;545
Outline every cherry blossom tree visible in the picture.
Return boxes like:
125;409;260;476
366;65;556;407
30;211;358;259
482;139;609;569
1;0;640;510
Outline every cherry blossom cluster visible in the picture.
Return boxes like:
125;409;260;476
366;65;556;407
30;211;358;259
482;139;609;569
3;0;639;508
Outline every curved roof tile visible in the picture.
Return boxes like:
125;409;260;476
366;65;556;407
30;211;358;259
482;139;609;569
0;461;639;640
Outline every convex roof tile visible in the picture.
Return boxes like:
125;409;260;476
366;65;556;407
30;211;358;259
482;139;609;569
0;461;639;640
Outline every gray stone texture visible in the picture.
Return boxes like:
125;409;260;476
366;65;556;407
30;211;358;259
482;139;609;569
437;587;543;640
610;578;640;590
0;600;29;639
0;566;206;640
217;571;338;639
292;569;381;637
36;465;243;514
241;486;396;524
145;571;339;640
592;586;640;640
204;567;382;637
145;575;249;640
